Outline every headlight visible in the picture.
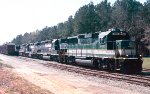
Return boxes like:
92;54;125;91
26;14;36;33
138;54;142;58
126;55;128;57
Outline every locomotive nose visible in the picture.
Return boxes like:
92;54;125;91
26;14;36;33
116;40;136;57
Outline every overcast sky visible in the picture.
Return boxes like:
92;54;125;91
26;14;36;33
0;0;146;44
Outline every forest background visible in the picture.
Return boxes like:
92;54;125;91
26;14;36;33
12;0;150;56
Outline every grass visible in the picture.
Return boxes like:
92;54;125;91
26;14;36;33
142;57;150;69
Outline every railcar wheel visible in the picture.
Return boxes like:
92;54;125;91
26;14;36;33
58;56;63;63
67;56;72;64
68;56;76;65
49;55;52;61
71;56;76;65
108;63;115;72
97;59;103;70
64;56;68;63
107;60;115;72
40;54;43;59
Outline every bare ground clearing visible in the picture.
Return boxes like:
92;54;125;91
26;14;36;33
0;54;150;94
0;63;52;94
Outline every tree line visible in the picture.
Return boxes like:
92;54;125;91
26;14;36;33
12;0;150;56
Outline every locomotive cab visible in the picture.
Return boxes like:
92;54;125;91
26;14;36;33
97;28;143;73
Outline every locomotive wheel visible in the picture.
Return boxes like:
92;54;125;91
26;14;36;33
64;56;68;63
97;59;103;70
108;63;115;72
97;62;103;70
71;56;76;65
106;60;115;72
58;56;66;63
55;56;59;62
49;55;53;61
58;56;63;63
67;57;72;64
67;56;76;65
40;54;43;59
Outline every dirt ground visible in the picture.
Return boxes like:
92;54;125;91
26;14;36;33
0;64;52;94
0;54;149;94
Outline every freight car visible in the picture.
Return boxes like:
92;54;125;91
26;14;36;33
0;43;19;55
19;28;143;73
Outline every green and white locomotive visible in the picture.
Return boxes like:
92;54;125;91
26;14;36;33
54;28;143;73
19;28;143;73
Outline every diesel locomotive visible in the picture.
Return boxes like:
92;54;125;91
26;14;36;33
18;28;143;73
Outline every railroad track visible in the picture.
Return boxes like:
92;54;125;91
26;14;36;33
17;56;150;87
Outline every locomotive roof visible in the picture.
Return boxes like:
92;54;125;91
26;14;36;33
6;43;15;45
41;40;51;43
34;42;41;45
98;28;125;38
68;36;78;39
52;39;57;43
99;30;111;38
